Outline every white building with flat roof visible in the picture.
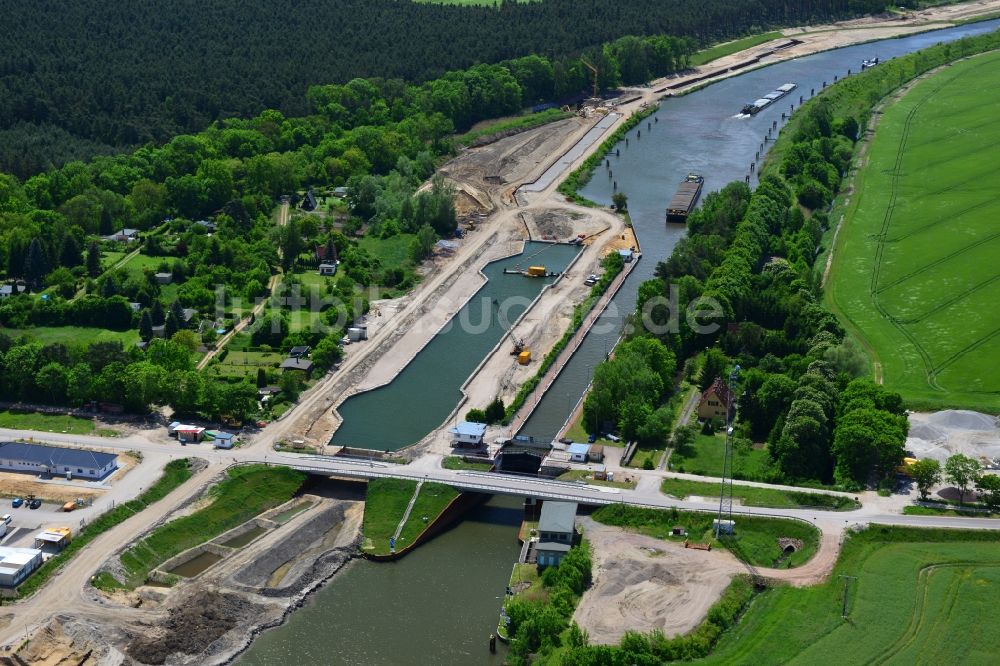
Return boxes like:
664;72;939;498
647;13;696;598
0;546;43;587
450;421;487;446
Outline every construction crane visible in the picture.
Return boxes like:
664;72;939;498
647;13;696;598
493;298;526;355
580;57;599;99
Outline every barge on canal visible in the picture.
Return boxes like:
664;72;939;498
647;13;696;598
665;173;704;223
739;82;796;116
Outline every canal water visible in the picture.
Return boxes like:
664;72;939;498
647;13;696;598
238;20;1000;665
332;241;580;450
518;18;1000;442
237;495;522;665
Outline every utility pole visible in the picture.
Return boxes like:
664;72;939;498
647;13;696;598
838;575;858;618
715;364;741;539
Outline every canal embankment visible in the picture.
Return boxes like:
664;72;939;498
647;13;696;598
329;240;580;451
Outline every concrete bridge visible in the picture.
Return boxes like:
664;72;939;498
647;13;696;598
251;454;1000;534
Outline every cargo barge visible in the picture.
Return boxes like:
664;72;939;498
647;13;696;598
739;82;796;116
665;173;704;223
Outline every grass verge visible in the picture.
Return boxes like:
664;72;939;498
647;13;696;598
442;455;493;471
661;477;857;511
903;504;998;518
456;108;573;146
361;478;417;554
689;31;784;66
395;482;460;548
113;465;305;588
592;503;819;568
21;459;193;598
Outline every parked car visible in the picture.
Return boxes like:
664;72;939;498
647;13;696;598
11;497;23;508
28;499;41;510
587;433;597;443
1;513;11;524
606;433;621;442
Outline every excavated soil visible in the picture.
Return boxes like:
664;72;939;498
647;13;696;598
127;589;261;664
573;518;743;644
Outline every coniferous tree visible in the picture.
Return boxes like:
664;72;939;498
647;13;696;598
86;241;101;276
23;238;49;287
151;300;166;326
139;310;154;341
60;235;82;267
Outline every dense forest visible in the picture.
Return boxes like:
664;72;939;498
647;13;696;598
0;0;888;177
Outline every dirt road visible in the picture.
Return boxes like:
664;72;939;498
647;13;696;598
196;201;289;371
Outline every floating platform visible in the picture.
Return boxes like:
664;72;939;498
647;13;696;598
504;268;561;278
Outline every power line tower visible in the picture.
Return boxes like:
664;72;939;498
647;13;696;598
715;364;741;539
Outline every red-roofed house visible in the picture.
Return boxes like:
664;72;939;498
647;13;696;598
697;378;733;421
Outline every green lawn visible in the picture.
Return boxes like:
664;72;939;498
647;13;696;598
0;411;99;435
661;478;857;511
114;466;305;588
669;433;774;480
703;527;1000;664
395;482;459;548
2;326;139;347
442;455;493;471
689;31;784;67
826;50;1000;411
358;233;417;269
592;504;819;569
211;349;286;378
119;252;169;278
362;478;418;554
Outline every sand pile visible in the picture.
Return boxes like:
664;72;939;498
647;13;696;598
907;410;1000;463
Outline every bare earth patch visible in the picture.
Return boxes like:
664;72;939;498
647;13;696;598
574;517;743;644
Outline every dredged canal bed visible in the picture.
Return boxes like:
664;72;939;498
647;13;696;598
330;240;581;451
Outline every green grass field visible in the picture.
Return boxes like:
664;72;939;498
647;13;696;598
661;478;857;511
358;233;417;268
0;410;99;434
2;326;140;347
669;433;774;480
826;51;1000;411
211;349;285;378
703;527;1000;664
689;32;783;67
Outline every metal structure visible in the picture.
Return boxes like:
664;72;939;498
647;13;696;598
715;364;741;538
580;57;599;98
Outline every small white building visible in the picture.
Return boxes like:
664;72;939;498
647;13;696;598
0;546;43;587
319;262;338;276
567;443;590;463
450;421;487;447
